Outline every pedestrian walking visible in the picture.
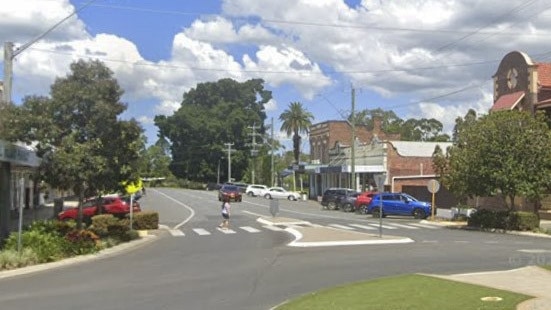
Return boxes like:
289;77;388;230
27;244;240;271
219;198;231;229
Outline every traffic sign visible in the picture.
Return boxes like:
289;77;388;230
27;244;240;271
427;179;440;194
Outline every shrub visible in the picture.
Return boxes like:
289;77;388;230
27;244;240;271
468;209;540;231
507;211;540;231
3;230;66;263
90;214;119;237
131;211;159;230
63;229;100;255
0;248;39;270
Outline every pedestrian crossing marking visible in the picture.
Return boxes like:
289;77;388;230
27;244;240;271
240;226;261;233
169;229;185;236
348;224;377;230
365;223;398;230
216;227;236;234
193;228;211;235
408;223;438;229
385;223;419;229
329;224;356;230
170;220;441;237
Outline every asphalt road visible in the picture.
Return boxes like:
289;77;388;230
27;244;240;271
0;187;550;310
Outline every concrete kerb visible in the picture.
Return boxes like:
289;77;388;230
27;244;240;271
257;216;414;247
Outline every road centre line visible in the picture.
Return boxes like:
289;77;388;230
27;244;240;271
152;188;195;230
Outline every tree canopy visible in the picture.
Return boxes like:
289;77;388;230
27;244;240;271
155;78;271;182
279;102;314;164
444;110;551;210
354;108;450;141
0;59;144;225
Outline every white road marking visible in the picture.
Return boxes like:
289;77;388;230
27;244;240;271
192;228;211;235
169;229;185;237
240;226;261;233
217;227;236;234
517;249;551;253
329;224;356;230
386;223;420;229
366;223;398;230
408;223;438;229
349;224;377;230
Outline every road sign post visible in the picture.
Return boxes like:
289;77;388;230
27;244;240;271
374;173;386;238
427;179;440;221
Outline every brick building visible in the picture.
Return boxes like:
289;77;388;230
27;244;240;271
491;50;551;114
307;119;456;207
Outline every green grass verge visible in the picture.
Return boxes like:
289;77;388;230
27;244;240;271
542;265;551;272
276;274;531;310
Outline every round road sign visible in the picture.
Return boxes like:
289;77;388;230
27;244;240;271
427;179;440;193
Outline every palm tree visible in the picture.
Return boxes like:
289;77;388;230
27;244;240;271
279;102;314;164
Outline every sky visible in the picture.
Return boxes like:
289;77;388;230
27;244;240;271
2;0;551;153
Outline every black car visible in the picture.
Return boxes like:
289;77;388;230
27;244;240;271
320;187;357;210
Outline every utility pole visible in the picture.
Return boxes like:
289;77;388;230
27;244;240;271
247;123;261;184
2;0;97;105
224;143;234;183
270;117;275;187
350;84;356;191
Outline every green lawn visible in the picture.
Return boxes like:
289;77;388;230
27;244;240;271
276;274;531;310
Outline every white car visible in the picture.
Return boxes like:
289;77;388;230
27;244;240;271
263;187;301;201
245;184;269;197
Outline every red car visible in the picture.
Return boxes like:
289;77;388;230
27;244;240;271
218;184;243;202
354;191;377;214
57;196;141;221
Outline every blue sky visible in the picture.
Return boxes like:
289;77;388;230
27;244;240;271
3;0;551;152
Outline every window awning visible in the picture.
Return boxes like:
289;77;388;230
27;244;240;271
491;91;525;111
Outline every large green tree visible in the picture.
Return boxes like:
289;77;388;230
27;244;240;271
354;108;450;141
279;102;314;164
0;59;144;227
446;110;551;210
155;78;270;182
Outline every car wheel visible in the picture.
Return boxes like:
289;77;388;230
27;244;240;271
372;207;381;218
264;194;272;199
342;203;354;212
247;192;254;196
356;204;366;214
328;202;337;210
413;208;426;219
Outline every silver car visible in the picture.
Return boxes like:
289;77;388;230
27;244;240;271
263;187;301;201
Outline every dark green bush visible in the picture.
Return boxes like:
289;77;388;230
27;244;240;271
106;220;131;241
132;211;159;230
468;209;540;231
507;211;540;231
90;214;120;237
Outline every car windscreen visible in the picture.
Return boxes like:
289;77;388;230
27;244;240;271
223;185;239;191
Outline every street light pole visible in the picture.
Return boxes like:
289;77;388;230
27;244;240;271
225;143;234;183
350;84;356;191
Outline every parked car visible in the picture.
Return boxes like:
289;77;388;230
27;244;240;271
218;184;243;202
338;191;361;212
245;184;269;197
366;192;432;219
57;195;141;222
232;182;249;193
263;187;301;201
354;191;377;214
320;187;356;210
